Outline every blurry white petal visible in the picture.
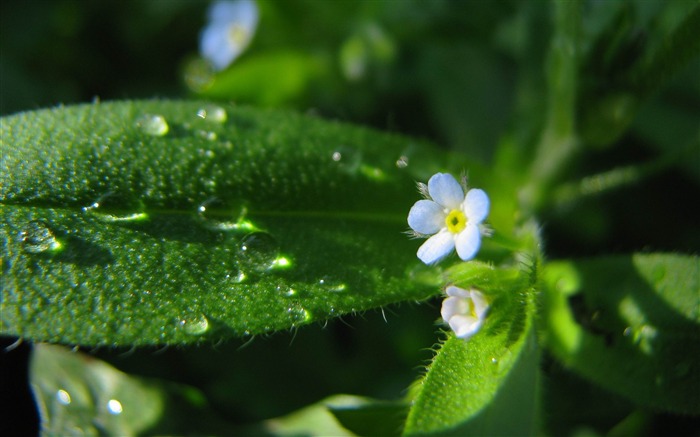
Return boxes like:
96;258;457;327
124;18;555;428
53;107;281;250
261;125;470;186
428;173;464;210
470;289;489;319
408;200;445;235
450;315;483;339
200;0;259;71
463;188;489;224
417;230;454;265
208;0;257;24
445;285;470;299
454;224;481;261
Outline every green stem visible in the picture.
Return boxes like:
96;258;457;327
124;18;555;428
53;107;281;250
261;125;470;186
551;138;699;208
522;0;582;214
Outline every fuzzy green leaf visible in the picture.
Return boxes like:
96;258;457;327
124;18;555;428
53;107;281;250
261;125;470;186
403;261;538;435
542;253;700;414
0;100;452;346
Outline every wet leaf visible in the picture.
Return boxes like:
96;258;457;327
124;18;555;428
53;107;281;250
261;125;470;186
1;100;455;346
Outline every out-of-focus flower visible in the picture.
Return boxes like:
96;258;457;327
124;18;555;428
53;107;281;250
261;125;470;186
200;0;259;71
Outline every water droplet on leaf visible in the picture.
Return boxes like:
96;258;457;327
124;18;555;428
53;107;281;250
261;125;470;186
135;114;169;136
318;276;347;292
197;198;251;231
196;130;218;141
196;105;227;123
277;284;296;297
238;232;279;272
179;314;210;336
19;221;62;254
56;389;71;405
396;155;409;168
107;399;123;415
83;192;148;222
331;146;362;174
287;304;312;325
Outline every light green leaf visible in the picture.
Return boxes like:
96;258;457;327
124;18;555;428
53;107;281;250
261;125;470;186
329;398;408;437
260;394;404;437
1;100;451;346
30;343;164;436
403;261;538;435
30;343;235;435
542;253;700;414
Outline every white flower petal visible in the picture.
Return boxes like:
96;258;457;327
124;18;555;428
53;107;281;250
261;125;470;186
454;224;481;261
408;200;445;235
450;315;482;339
470;290;489;319
441;286;489;340
440;296;462;321
463;188;489;224
417;230;455;265
428;173;464;210
445;285;471;299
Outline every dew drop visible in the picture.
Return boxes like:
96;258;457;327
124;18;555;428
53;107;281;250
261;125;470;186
287;304;312;325
230;271;248;283
491;357;498;364
331;146;362;174
396;155;409;168
179;313;210;336
83;192;148;222
277;284;297;297
197;198;251;231
19;220;62;254
135;114;169;136
107;399;123;415
196;105;227;123
56;389;72;405
318;276;347;292
196;130;218;141
238;232;280;273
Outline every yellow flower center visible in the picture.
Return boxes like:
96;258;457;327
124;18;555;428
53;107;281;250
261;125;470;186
445;210;467;234
228;24;249;46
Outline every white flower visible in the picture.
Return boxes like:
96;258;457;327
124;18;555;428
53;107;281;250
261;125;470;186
407;172;490;265
200;0;259;71
441;286;489;340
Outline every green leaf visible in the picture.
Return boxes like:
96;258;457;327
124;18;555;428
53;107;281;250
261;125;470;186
0;100;451;346
403;261;538;435
30;343;235;435
30;343;165;436
329;398;408;437
542;253;700;414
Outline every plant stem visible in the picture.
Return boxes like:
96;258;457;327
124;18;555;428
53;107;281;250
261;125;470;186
521;0;582;214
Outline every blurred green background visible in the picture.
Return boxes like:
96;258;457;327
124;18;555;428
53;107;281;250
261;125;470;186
1;0;698;434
